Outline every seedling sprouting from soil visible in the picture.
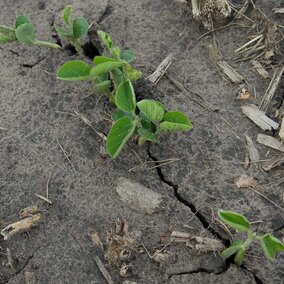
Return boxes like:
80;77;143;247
57;31;141;102
107;79;192;158
0;16;61;49
218;210;284;265
55;5;89;54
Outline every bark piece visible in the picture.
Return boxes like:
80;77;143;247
260;67;284;113
241;104;279;131
251;60;269;79
257;134;284;152
245;135;260;162
115;178;166;214
262;155;284;171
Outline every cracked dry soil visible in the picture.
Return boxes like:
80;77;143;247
0;0;283;283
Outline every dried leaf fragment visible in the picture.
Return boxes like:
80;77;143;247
89;230;103;251
19;206;39;219
235;174;260;189
1;214;41;240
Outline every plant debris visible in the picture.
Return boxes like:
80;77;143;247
1;214;41;240
251;60;269;79
257;134;284;153
19;206;39;219
241;104;279;131
245;135;260;163
262;154;284;171
235;174;260;189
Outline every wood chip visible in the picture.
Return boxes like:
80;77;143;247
251;60;269;79
1;214;41;240
279;118;284;141
273;7;284;14
217;60;244;83
260;67;284;113
235;174;260;189
257;134;284;153
262;154;284;171
115;178;166;214
245;135;260;162
94;255;114;284
147;54;172;84
241;104;279;131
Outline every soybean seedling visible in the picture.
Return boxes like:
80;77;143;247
55;5;89;54
218;210;284;265
0;16;61;49
106;79;193;158
57;30;142;102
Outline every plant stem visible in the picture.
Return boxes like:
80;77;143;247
70;38;84;55
34;40;62;49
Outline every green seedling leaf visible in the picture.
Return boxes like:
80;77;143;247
90;61;125;76
234;246;246;265
138;128;157;142
159;111;192;132
15;23;36;44
15;16;30;28
218;210;251;232
137;100;164;123
140;118;157;133
260;234;284;261
111;109;134;121
97;30;113;49
62;5;72;25
54;25;72;37
93;80;111;94
73;17;88;39
0;25;15;34
120;49;135;63
0;26;16;43
57;60;91;80
115;80;136;113
93;56;121;65
123;64;142;82
111;68;124;87
221;240;243;260
106;116;136;158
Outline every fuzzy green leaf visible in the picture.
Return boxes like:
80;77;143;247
90;61;125;77
55;25;72;37
97;30;113;49
111;110;134;121
15;23;36;44
221;240;244;260
235;246;246;265
62;5;72;26
137;100;164;123
15;16;30;28
260;234;284;261
218;210;251;232
57;60;91;80
93;56;121;65
159;111;192;132
115;80;136;113
0;31;16;43
106;116;136;158
123;64;142;82
73;17;88;39
138;128;157;142
0;25;15;34
120;49;135;63
93;80;111;94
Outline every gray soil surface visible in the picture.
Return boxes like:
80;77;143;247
0;0;283;283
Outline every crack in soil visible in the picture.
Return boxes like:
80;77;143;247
97;2;114;24
21;56;47;68
3;246;41;284
147;145;264;284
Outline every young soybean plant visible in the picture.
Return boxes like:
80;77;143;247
0;16;61;49
55;5;89;54
218;210;284;265
57;31;141;102
107;79;192;158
